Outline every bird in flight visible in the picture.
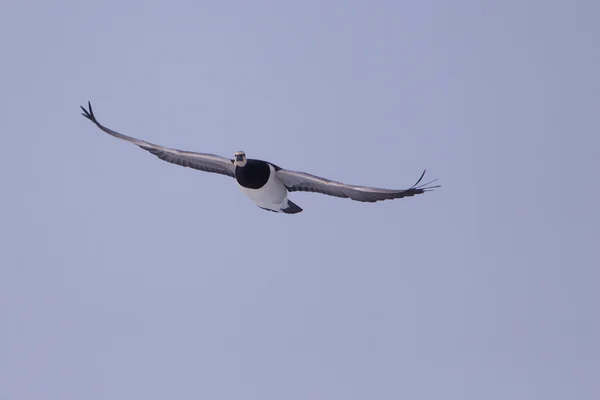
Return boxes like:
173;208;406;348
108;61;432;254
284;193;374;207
80;102;439;214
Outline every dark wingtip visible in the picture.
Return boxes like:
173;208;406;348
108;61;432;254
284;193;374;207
409;169;427;189
80;101;97;123
410;169;440;192
414;169;427;187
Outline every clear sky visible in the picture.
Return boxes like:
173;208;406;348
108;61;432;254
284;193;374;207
1;1;598;399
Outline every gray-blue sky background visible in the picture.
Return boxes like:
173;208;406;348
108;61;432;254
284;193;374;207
1;1;598;399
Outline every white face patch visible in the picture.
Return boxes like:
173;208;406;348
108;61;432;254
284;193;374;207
234;152;247;167
235;158;247;167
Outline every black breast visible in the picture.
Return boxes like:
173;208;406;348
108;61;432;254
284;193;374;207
235;159;272;189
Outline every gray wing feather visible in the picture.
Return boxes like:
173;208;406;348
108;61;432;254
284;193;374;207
276;168;439;203
80;102;235;178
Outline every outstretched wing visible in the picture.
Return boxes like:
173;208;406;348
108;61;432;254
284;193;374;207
80;102;236;178
276;168;439;203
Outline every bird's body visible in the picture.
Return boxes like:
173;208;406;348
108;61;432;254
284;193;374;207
235;160;299;213
80;102;439;214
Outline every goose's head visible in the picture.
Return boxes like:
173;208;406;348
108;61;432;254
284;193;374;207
234;151;247;167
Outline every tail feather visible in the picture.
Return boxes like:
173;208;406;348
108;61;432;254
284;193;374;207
282;200;303;214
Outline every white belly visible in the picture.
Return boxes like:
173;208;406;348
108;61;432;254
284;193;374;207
238;165;289;211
